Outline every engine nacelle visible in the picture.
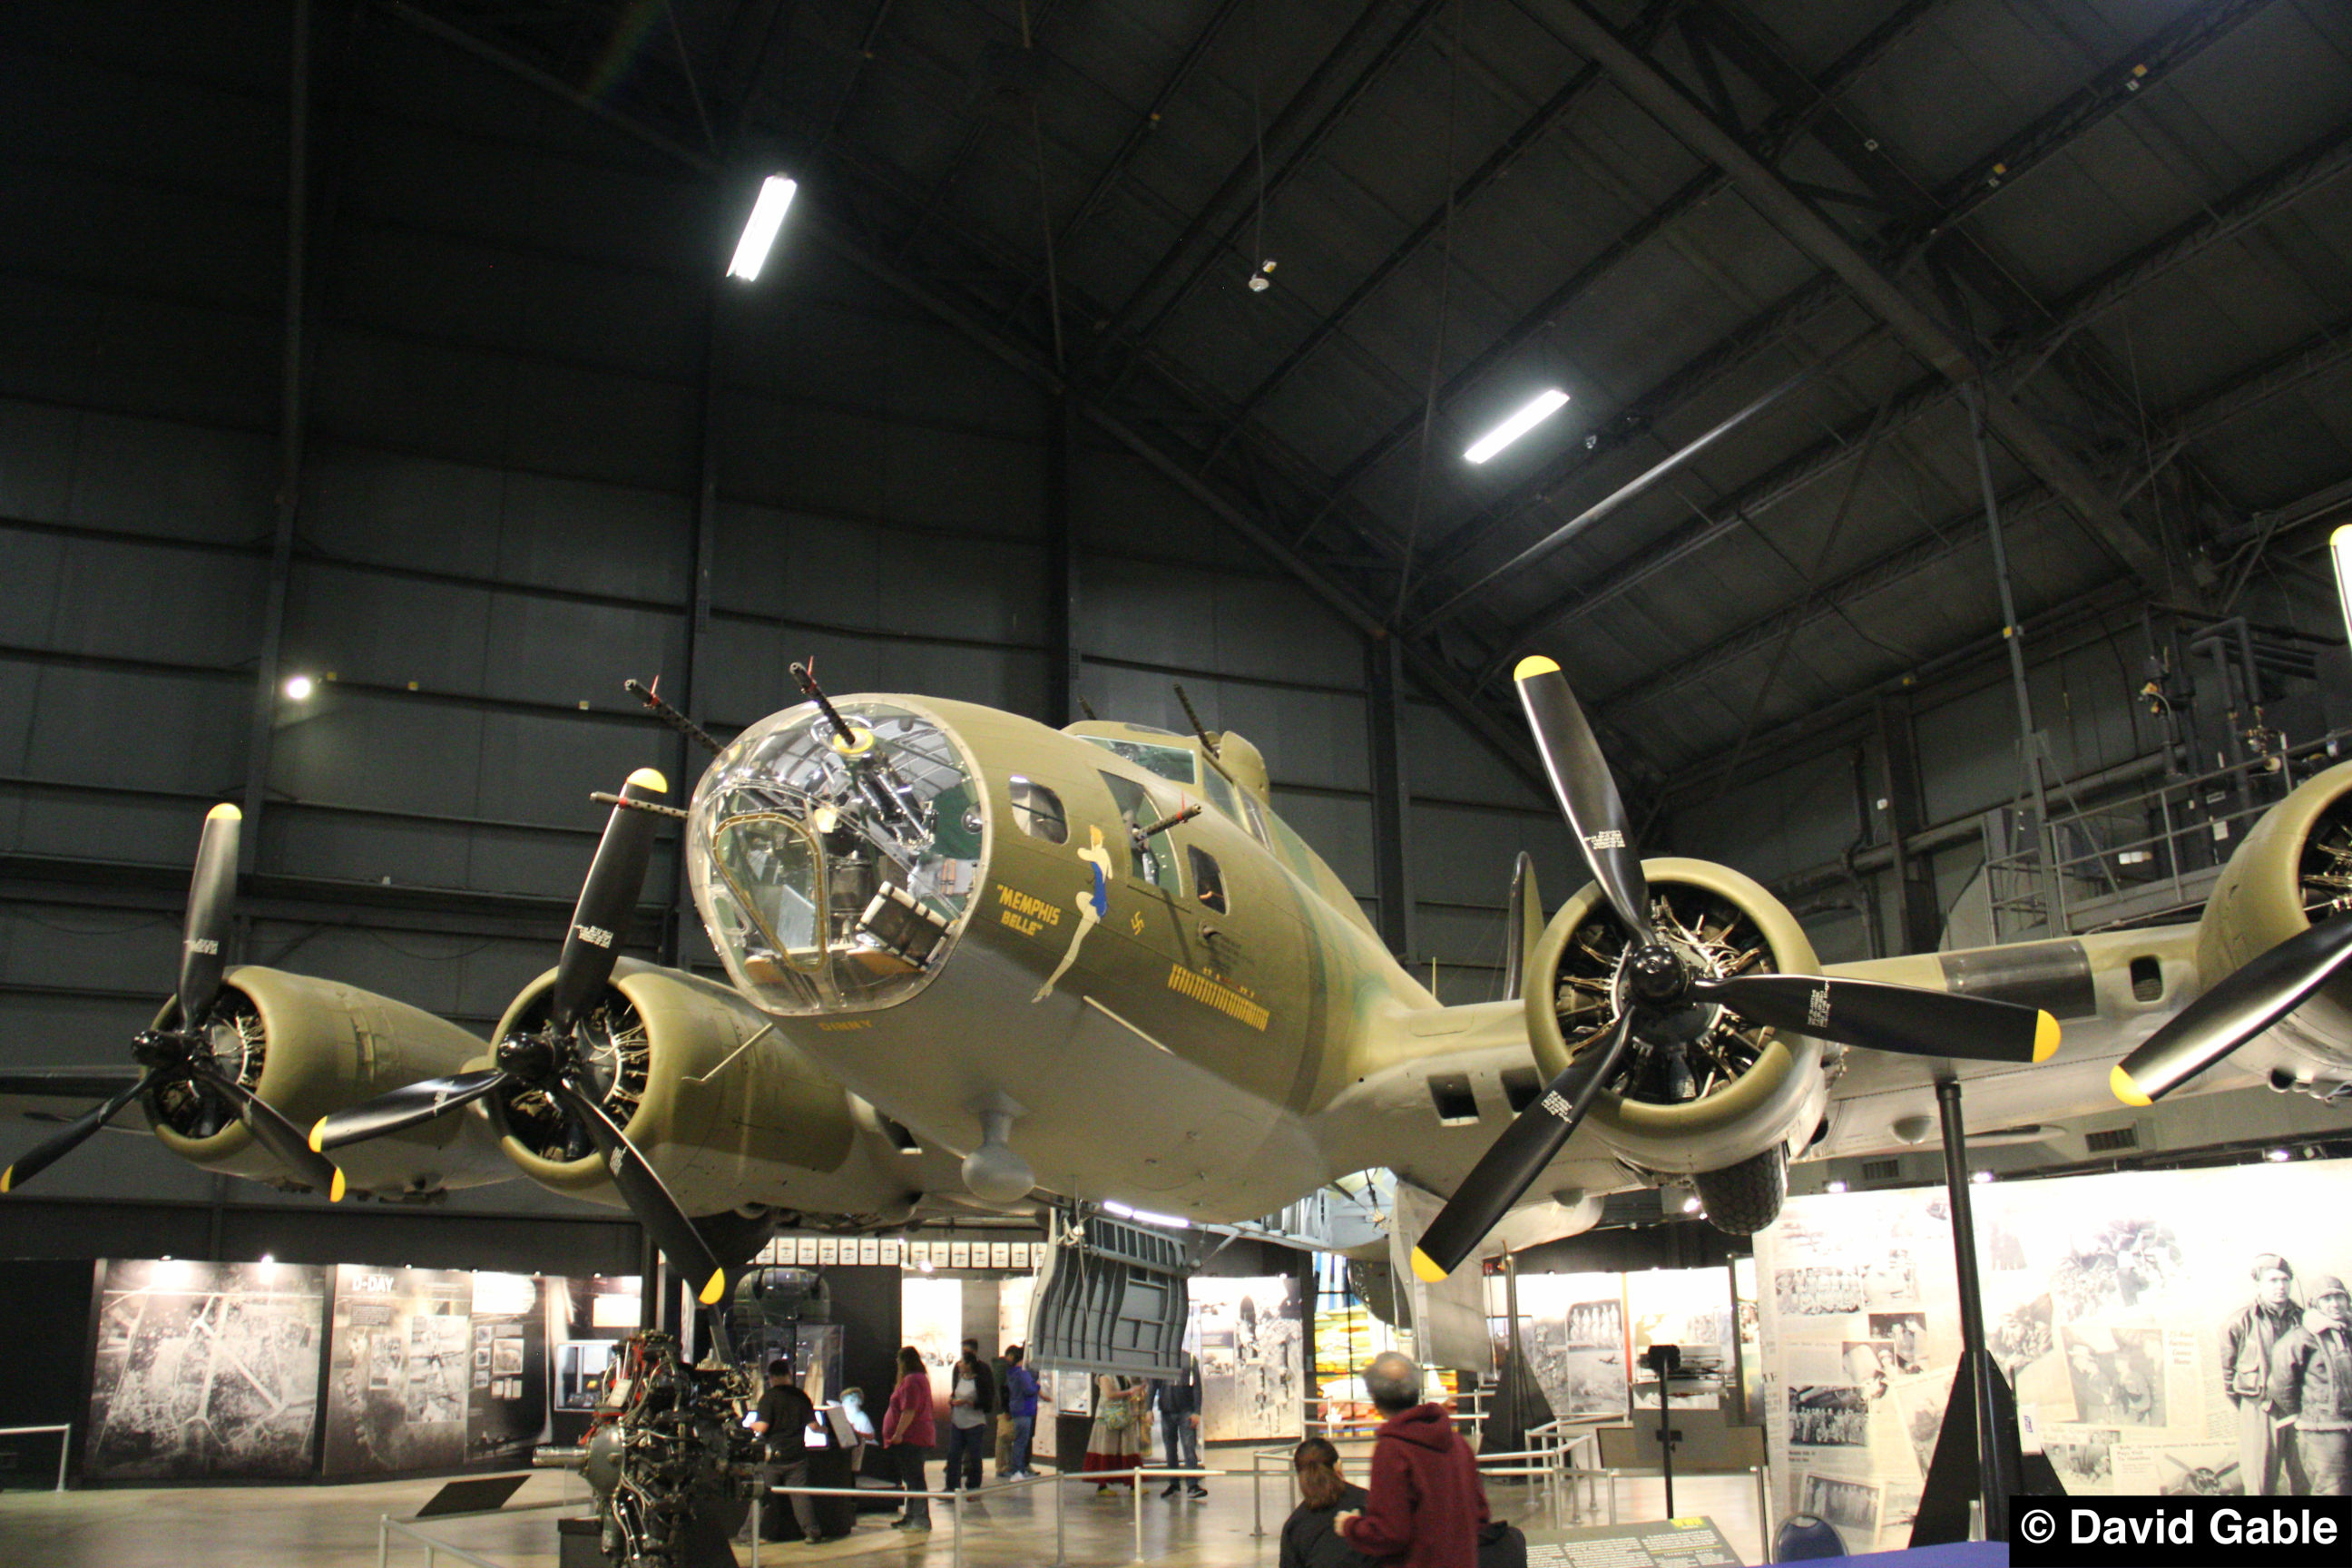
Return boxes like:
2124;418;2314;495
146;966;512;1195
2194;758;2352;1096
1525;858;1830;1176
486;958;920;1220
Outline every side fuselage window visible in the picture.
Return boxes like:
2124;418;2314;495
1189;846;1228;915
1098;771;1183;896
1008;777;1067;843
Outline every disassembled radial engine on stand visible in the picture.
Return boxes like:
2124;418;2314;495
543;1332;759;1567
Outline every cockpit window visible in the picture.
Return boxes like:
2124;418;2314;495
1098;771;1182;895
691;701;983;1015
1078;735;1198;785
1008;777;1067;843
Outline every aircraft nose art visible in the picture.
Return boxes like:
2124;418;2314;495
686;698;986;1016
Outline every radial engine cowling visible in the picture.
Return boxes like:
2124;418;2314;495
486;957;916;1220
147;966;512;1195
1526;858;1830;1176
2193;758;2352;1097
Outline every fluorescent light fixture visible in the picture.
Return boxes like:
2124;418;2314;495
1464;388;1570;464
2268;1147;2292;1162
1103;1200;1191;1229
1971;1169;1994;1184
1680;1195;1701;1214
728;176;798;280
283;673;314;700
2333;524;2352;646
1825;1180;1848;1194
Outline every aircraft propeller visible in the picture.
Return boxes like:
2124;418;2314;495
309;769;732;1308
2108;916;2352;1105
0;804;345;1197
1409;658;2059;1282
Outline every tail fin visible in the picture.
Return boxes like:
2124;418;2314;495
1504;853;1544;1002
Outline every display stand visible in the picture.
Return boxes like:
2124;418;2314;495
1642;1343;1682;1519
1909;1079;2020;1546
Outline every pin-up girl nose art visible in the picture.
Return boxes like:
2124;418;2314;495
1034;826;1114;1003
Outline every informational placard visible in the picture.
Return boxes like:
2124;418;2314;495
1493;1270;1632;1420
818;1237;839;1265
797;1237;818;1266
991;1241;1011;1269
1523;1516;1741;1566
858;1238;880;1266
951;1241;972;1269
1014;1243;1032;1269
322;1266;475;1477
881;1239;902;1267
1755;1158;2352;1553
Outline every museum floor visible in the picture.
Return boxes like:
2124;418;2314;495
0;1466;1769;1566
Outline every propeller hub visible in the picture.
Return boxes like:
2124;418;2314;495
496;1031;559;1082
130;1029;191;1072
1628;943;1688;1004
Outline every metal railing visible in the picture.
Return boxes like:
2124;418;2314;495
759;1465;1226;1567
0;1423;71;1493
1982;731;2350;939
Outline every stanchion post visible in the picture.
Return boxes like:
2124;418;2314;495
377;1514;390;1568
954;1489;965;1568
1132;1468;1143;1563
1753;1465;1774;1564
1251;1448;1264;1537
1054;1470;1067;1568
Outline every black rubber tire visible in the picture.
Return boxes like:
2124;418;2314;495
1691;1146;1788;1236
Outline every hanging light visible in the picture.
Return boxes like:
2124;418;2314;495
1465;389;1570;465
728;176;799;281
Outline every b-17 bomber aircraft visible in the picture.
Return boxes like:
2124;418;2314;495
7;657;2352;1304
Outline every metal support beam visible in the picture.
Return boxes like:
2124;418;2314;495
663;271;726;965
1367;635;1414;963
240;0;312;867
1547;0;2166;593
1875;696;1940;954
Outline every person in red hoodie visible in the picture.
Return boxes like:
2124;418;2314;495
1336;1352;1490;1568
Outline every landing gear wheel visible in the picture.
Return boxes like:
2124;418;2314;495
1690;1146;1787;1236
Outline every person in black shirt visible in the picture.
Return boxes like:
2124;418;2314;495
1280;1437;1375;1568
750;1357;822;1544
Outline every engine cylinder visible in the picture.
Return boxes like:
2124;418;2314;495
1525;858;1828;1175
146;966;511;1194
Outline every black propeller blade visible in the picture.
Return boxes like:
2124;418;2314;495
177;803;240;1027
551;1080;729;1306
311;1069;506;1152
1514;657;1651;945
2112;917;2352;1104
193;1065;344;1198
1;1074;150;1194
1412;1014;1637;1281
1689;975;2056;1065
551;768;668;1033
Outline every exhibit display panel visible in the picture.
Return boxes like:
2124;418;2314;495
1628;1268;1734;1410
1188;1275;1305;1439
1754;1158;2352;1553
1492;1269;1633;1421
84;1259;328;1481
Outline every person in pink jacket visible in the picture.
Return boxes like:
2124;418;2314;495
883;1346;937;1531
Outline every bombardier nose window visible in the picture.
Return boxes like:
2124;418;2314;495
691;701;984;1015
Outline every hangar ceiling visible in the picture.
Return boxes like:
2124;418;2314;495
401;0;2352;801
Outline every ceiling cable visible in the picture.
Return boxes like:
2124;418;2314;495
1392;0;1466;622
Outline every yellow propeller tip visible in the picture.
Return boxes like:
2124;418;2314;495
2334;523;2352;550
308;1117;329;1153
2110;1063;2152;1108
207;802;242;822
2033;1013;2061;1063
1513;655;1561;681
1;1167;13;1194
1409;1248;1450;1284
626;767;670;794
329;1167;348;1202
699;1269;728;1306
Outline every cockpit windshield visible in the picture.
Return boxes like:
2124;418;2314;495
689;701;984;1015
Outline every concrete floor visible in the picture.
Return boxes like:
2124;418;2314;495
0;1464;1769;1566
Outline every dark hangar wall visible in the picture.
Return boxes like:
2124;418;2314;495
0;2;1573;1227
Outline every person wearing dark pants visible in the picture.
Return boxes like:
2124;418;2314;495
946;1343;992;1495
2273;1275;2352;1495
749;1357;822;1544
884;1346;937;1531
1154;1350;1207;1497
